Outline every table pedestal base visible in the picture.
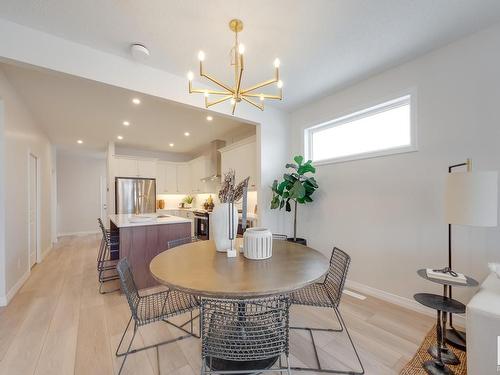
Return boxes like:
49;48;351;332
445;328;466;351
423;360;454;375
428;345;460;365
205;356;278;374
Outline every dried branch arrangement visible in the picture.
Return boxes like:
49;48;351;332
218;169;250;203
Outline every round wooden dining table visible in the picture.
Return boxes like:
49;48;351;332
149;238;329;298
149;238;329;373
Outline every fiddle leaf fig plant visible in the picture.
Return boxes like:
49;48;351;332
271;155;318;241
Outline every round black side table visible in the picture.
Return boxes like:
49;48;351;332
414;293;465;375
417;269;478;352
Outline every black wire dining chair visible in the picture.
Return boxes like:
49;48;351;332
115;258;199;375
167;235;201;249
200;295;291;375
290;247;365;374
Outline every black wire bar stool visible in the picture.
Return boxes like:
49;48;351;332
115;258;200;375
200;295;291;375
290;247;365;374
97;218;120;294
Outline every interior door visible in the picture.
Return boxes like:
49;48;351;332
29;154;38;268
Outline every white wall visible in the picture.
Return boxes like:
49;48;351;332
0;67;53;305
0;19;290;235
56;150;106;236
290;24;500;305
0;99;5;300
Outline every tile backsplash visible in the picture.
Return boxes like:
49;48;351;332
157;191;258;213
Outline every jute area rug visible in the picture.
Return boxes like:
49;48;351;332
400;325;466;374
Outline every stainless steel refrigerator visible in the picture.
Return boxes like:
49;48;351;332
115;177;156;214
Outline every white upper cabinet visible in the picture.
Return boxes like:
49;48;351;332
165;163;178;193
115;157;138;178
157;162;189;193
137;159;157;178
219;136;257;190
177;164;191;193
190;156;212;193
114;156;157;178
156;162;166;192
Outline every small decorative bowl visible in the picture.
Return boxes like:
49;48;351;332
243;227;273;260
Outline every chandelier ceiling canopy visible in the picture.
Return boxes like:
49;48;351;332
187;19;283;115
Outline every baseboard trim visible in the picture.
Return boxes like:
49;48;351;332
0;270;30;307
345;279;465;327
57;230;99;237
40;245;53;261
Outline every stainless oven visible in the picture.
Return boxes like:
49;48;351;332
194;210;210;240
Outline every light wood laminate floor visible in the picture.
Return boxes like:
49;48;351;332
0;235;434;375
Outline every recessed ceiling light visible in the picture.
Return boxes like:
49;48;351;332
123;121;130;126
206;116;213;121
169;143;174;147
117;135;124;140
184;132;190;136
132;98;141;105
77;139;83;144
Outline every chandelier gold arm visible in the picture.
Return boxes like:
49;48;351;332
200;62;234;93
205;95;233;108
231;99;237;115
190;87;233;96
243;92;283;100
241;96;264;111
241;77;278;94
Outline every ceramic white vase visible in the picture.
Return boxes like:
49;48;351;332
212;203;239;252
243;227;273;260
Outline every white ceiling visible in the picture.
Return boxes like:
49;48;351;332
1;1;500;111
1;62;254;153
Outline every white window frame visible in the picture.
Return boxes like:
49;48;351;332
304;93;417;165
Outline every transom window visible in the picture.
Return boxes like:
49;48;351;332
305;95;416;164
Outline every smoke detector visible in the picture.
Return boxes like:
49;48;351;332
130;43;150;61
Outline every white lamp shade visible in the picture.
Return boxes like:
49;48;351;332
445;171;498;227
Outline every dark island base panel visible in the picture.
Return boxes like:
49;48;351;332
110;221;191;290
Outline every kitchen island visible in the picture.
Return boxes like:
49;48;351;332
109;213;192;289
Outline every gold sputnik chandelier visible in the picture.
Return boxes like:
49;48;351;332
187;19;283;115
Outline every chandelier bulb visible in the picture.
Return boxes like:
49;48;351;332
277;80;283;89
260;94;265;101
187;71;194;81
273;58;281;68
238;43;245;55
230;98;236;105
198;50;206;61
204;90;209;98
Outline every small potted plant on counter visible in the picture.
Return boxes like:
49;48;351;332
270;155;318;245
182;194;194;208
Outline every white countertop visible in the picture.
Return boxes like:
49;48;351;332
109;213;191;228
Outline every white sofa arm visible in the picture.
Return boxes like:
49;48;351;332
467;273;500;375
